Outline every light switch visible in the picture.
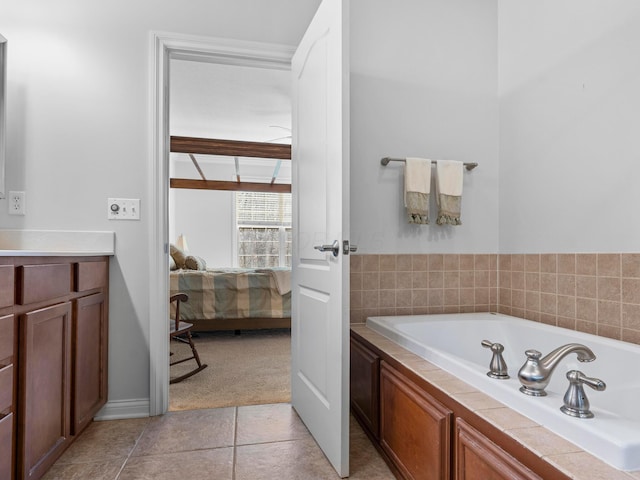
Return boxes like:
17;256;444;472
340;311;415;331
107;198;140;220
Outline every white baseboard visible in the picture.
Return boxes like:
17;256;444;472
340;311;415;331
94;398;151;421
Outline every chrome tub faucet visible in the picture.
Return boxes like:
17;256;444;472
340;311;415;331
517;343;596;396
481;339;509;379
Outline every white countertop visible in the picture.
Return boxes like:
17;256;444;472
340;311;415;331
0;230;115;256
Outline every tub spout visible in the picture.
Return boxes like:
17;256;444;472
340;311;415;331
517;343;596;396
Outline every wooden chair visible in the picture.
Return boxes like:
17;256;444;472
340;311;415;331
169;293;208;384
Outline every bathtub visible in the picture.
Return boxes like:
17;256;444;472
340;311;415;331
366;312;640;471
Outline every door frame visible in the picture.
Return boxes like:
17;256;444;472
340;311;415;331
148;31;295;415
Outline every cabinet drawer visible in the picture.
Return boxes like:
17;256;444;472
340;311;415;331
0;265;14;308
75;261;108;292
18;264;71;305
0;412;13;480
0;364;12;412
0;314;14;362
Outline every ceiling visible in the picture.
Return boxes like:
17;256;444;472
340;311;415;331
169;58;292;182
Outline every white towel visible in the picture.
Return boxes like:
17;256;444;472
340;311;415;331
404;157;431;224
435;160;464;225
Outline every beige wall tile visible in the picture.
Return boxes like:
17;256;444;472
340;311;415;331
379;290;396;308
558;254;576;274
459;254;475;270
428;271;444;289
397;272;412;290
540;254;557;273
380;272;396;290
412;271;428;288
557;274;576;296
475;254;491;270
412;254;427;271
622;253;640;278
576;275;596;299
597;253;620;277
622;303;640;329
444;271;460;288
540;293;557;315
498;254;512;271
362;255;380;272
444;253;460;270
379;254;397;272
475;270;490;287
362;272;380;290
511;254;524;271
598;300;621;326
460;271;475;288
351;255;362;272
557;295;576;318
511;271;525;290
622;278;640;304
576;319;597;335
525;272;540;291
576;253;596;275
576;297;597;322
540;273;557;294
428;254;444;271
597;277;621;302
597;323;621;340
397;254;412;271
525;254;540;272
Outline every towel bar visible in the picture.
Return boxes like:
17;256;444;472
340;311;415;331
381;157;478;171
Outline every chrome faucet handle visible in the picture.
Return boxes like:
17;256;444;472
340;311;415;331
560;370;606;419
481;340;509;379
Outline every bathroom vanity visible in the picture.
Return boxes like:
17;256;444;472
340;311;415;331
351;326;572;480
0;235;112;480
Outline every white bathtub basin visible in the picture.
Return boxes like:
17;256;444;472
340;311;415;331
366;312;640;471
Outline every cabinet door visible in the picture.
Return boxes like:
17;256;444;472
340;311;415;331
73;293;108;434
350;336;380;438
18;302;72;480
380;361;451;480
455;419;541;480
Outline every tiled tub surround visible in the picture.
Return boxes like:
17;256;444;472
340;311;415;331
350;253;640;346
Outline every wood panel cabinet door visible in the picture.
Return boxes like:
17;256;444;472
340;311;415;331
18;302;72;480
380;362;451;480
455;419;542;480
72;293;108;435
350;337;380;438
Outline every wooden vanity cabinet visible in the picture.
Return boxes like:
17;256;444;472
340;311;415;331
0;312;16;480
19;302;73;480
0;256;109;480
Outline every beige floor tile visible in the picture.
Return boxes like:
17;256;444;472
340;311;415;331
41;460;124;480
349;417;395;479
132;407;235;457
236;403;311;445
118;448;233;480
235;437;339;480
54;417;150;465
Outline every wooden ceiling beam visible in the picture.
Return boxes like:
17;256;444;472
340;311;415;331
171;136;291;160
170;178;291;193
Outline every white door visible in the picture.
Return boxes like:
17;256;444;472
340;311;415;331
291;0;350;477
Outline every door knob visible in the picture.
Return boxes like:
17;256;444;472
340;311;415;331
314;240;340;257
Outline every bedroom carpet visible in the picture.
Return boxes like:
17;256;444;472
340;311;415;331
169;328;291;411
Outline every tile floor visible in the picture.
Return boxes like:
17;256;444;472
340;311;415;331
43;403;395;480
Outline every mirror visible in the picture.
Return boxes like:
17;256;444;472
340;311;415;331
0;34;5;199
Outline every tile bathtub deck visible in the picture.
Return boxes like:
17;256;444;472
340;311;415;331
42;403;395;480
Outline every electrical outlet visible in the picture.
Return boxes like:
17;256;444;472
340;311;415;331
107;198;140;220
8;191;25;215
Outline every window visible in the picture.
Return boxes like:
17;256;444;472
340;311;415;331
235;191;292;268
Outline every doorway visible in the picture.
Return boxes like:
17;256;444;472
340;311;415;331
149;32;295;416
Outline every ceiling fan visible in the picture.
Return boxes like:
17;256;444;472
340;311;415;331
266;125;292;143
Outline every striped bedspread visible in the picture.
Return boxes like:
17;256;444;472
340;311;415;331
170;268;291;320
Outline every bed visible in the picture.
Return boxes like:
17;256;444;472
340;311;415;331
169;267;291;332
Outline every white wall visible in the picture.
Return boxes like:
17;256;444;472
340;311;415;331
498;0;640;253
1;0;320;408
350;0;499;255
169;159;235;267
